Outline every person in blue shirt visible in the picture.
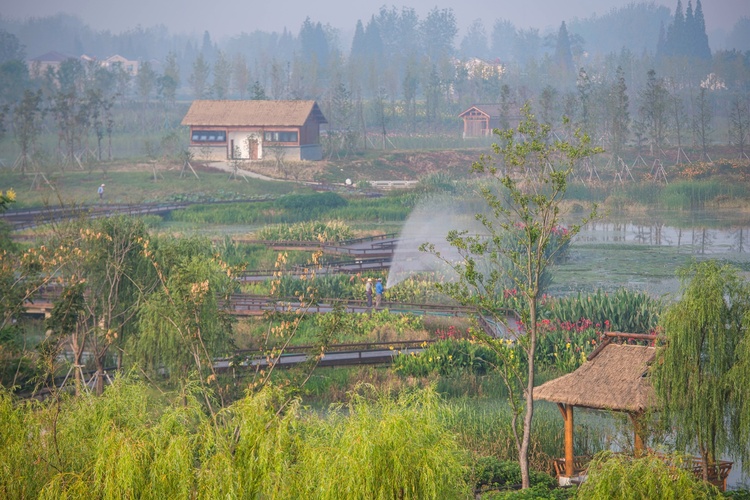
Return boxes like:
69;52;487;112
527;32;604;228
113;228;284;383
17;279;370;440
98;184;105;200
375;278;384;309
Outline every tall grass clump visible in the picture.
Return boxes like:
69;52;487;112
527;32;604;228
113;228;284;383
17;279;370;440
661;180;726;210
255;220;354;242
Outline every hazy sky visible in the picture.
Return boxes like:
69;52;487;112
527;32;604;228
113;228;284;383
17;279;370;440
4;0;748;39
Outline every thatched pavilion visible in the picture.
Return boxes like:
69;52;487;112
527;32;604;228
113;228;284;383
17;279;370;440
533;337;656;484
534;334;733;490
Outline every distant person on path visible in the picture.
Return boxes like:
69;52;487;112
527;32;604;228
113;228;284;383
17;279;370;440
375;278;384;309
98;184;105;200
365;278;373;308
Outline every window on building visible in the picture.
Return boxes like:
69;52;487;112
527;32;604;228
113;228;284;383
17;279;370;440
264;131;298;143
191;130;226;143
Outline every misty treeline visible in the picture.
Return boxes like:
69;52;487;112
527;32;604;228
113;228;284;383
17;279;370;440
0;1;749;162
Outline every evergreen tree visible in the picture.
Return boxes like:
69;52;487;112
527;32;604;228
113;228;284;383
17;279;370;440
350;20;366;61
660;0;710;60
554;22;575;79
665;0;685;57
250;80;267;100
692;0;712;60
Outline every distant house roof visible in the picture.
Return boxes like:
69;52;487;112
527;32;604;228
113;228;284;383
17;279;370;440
533;343;657;413
181;100;328;128
29;51;73;62
458;104;504;119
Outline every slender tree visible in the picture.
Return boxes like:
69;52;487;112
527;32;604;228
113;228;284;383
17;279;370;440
12;89;44;175
422;103;601;488
692;85;713;158
212;50;232;99
728;94;749;157
638;69;671;153
608;66;630;159
188;53;210;99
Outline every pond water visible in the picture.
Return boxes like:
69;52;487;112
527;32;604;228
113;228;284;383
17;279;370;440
576;219;750;255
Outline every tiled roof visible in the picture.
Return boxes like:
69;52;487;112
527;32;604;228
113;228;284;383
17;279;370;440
181;100;327;127
29;51;73;62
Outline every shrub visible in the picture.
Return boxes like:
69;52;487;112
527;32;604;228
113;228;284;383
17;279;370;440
473;456;556;491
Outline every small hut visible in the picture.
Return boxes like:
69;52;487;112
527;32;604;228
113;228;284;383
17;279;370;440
534;339;656;484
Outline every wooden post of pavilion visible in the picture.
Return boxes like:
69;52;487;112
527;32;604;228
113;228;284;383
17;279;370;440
558;403;575;476
630;412;645;457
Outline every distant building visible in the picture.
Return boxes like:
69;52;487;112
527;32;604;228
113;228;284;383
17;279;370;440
28;51;72;78
181;100;328;162
101;55;139;76
459;104;505;138
28;52;139;78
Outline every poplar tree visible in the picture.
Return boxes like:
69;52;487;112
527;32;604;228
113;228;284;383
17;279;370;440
188;53;210;99
638;69;671;152
728;94;749;156
608;66;630;159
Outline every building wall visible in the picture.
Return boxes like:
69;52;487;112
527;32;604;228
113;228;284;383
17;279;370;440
188;122;323;161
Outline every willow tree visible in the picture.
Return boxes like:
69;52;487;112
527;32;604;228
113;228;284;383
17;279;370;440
423;102;601;488
653;260;750;479
132;236;239;410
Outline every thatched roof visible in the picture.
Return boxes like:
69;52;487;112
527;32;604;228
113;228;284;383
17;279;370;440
181;100;327;127
533;343;656;413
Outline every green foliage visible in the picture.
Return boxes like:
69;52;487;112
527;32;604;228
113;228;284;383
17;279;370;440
473;456;556;490
543;288;662;334
535;321;599;373
0;380;472;499
482;483;575;499
577;452;722;499
255;220;354;242
131;236;238;388
653;260;750;471
394;339;500;377
274;191;348;211
292;385;471;499
660;180;741;210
